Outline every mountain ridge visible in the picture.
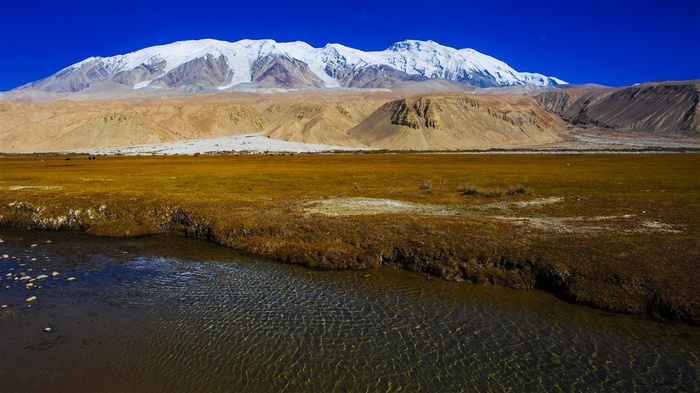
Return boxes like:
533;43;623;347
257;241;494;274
15;38;567;94
2;85;699;153
535;80;700;136
0;91;568;153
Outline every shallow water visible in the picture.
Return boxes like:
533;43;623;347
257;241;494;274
0;228;698;392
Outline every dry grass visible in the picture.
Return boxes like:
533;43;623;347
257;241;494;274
1;153;698;322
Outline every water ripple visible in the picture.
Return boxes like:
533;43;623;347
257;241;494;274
0;230;698;392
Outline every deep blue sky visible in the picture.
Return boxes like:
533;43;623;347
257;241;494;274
1;0;699;91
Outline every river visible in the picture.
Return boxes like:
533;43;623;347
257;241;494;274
0;228;698;392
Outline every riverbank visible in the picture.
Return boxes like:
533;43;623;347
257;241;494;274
1;153;698;323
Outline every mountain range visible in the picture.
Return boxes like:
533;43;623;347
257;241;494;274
14;39;567;93
1;39;698;154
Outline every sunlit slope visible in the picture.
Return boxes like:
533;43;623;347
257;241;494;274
1;92;565;153
349;94;565;149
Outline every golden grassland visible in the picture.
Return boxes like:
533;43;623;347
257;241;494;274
1;153;698;323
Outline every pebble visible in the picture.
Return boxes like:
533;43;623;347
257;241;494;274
36;274;49;280
1;304;7;308
20;276;31;281
25;296;37;303
30;258;36;262
44;327;54;333
67;277;76;282
51;271;60;277
31;244;38;248
0;239;3;242
2;254;8;259
26;283;35;289
46;240;52;244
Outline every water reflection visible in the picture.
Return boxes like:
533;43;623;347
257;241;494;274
0;229;698;392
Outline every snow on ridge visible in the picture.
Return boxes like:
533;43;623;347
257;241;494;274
58;38;568;90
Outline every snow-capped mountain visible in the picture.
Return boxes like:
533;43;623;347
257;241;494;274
17;39;567;93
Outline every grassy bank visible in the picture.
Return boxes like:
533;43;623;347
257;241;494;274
1;153;698;323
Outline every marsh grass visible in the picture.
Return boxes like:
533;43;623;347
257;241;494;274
0;153;698;322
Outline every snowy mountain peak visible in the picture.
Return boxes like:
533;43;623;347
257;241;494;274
388;39;444;52
19;38;567;93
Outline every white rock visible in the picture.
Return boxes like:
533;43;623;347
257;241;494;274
51;271;60;277
30;244;37;248
1;254;8;259
36;274;49;280
1;304;7;308
26;283;35;289
20;276;31;281
67;277;76;282
44;327;54;333
25;296;37;302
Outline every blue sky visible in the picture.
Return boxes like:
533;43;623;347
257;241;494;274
1;0;699;91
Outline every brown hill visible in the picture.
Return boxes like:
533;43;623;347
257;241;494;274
0;92;394;153
536;81;700;136
1;91;566;153
348;94;565;150
8;84;697;153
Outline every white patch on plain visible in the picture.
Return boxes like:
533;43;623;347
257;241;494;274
9;186;63;191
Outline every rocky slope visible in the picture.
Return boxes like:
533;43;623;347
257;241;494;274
5;80;699;154
0;91;566;153
349;94;564;150
536;81;700;136
12;39;566;94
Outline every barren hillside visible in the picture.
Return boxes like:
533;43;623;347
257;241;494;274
348;94;565;150
0;91;395;153
536;81;700;136
1;91;568;153
3;82;699;153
